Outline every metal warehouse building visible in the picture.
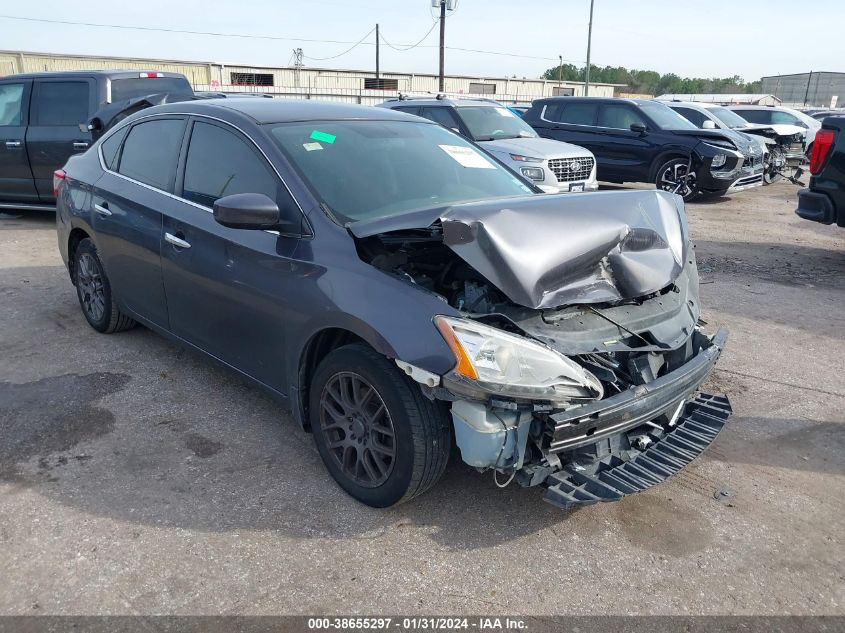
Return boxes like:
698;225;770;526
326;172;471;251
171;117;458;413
0;49;618;105
761;72;845;108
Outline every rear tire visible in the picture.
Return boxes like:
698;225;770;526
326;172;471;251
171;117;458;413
73;238;136;334
309;344;451;507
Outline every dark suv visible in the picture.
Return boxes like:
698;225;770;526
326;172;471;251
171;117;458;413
0;70;192;211
522;97;764;200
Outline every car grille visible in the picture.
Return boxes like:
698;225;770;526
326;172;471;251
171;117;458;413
548;156;594;183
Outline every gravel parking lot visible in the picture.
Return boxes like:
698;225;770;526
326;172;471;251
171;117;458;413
0;182;843;616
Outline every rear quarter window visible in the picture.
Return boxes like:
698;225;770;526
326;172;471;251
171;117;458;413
100;126;129;170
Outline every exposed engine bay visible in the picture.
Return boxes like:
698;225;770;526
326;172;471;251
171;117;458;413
351;190;731;508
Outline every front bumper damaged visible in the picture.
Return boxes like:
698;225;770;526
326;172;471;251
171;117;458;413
548;328;728;453
543;393;731;509
542;328;731;509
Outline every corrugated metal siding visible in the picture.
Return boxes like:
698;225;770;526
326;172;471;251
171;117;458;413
0;49;615;100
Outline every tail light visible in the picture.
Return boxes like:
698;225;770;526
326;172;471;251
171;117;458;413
809;129;835;175
139;72;164;78
52;169;66;197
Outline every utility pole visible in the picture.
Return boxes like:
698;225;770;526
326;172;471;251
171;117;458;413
803;70;813;107
584;0;594;96
375;23;380;83
558;55;563;93
438;0;447;92
293;47;303;88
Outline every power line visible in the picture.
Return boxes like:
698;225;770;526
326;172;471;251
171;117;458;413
379;19;439;52
0;14;369;46
303;27;375;61
0;13;589;66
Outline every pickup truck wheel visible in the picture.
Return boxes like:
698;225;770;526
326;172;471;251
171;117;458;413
656;158;698;201
309;344;451;507
73;238;136;333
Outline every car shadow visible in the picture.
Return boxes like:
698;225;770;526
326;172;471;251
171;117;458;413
0;209;56;229
0;344;579;550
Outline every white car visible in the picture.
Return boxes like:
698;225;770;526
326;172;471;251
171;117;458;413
378;97;599;194
727;105;821;152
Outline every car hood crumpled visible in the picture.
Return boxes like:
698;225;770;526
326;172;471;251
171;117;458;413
350;190;690;310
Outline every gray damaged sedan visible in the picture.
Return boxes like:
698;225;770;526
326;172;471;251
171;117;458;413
55;99;731;509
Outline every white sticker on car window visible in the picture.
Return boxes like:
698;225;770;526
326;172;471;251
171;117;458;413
438;144;496;169
495;107;516;118
303;142;323;151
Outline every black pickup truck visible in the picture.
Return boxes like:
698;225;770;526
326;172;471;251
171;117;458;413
0;70;192;212
796;116;845;227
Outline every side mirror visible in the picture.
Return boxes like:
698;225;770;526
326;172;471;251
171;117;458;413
630;122;647;133
701;120;717;129
213;193;284;231
81;117;103;134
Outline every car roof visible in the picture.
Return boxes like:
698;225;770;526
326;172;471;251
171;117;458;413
381;97;501;108
148;98;429;124
534;96;657;107
2;70;187;80
664;101;721;111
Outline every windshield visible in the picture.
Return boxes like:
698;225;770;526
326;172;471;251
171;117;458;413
639;101;698;130
268;120;535;224
708;107;751;129
110;77;193;102
458;106;538;141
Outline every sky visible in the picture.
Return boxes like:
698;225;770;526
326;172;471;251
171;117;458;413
2;0;843;81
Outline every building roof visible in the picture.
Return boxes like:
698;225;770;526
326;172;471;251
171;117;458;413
657;93;781;104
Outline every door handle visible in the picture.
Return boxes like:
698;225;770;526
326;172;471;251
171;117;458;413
4;140;22;149
164;232;191;249
72;141;89;150
94;202;112;217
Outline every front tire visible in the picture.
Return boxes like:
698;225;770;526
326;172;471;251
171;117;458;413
309;344;451;507
73;238;136;333
656;157;698;201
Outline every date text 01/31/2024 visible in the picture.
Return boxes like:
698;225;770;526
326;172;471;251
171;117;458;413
307;617;528;631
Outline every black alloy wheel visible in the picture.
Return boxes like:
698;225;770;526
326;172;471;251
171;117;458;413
318;371;396;488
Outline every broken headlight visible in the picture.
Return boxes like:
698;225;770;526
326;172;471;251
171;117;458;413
434;316;604;404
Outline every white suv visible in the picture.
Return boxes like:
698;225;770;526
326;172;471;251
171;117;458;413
728;105;821;152
378;97;599;194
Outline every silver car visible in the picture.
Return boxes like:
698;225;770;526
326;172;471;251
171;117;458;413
378;97;599;193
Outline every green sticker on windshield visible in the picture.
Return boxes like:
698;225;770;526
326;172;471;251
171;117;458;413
310;130;336;144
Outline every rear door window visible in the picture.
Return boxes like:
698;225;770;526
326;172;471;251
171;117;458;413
182;121;279;208
672;106;708;128
117;118;186;191
0;83;25;126
547;102;597;126
598;104;647;129
32;81;90;126
734;109;770;124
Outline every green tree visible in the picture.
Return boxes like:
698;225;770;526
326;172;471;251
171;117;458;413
541;63;761;96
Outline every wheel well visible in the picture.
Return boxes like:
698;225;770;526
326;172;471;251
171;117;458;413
67;228;90;284
297;328;367;431
649;153;689;182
